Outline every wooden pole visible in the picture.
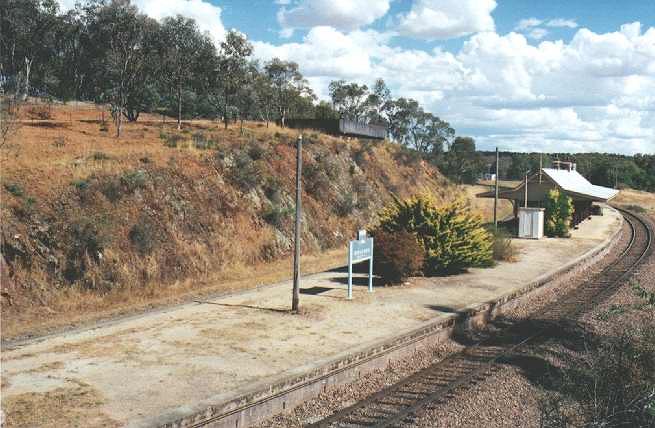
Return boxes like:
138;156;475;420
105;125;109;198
494;147;499;231
524;173;528;208
292;134;303;312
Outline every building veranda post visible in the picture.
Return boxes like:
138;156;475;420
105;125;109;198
477;161;619;229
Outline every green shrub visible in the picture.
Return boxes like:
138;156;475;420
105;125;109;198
335;192;356;217
192;131;215;149
4;182;24;197
71;179;89;191
247;139;268;160
632;282;655;306
544;189;573;237
353;176;374;210
120;170;147;193
129;217;159;255
623;204;647;213
378;196;493;273
263;177;284;204
316;154;340;180
373;230;425;284
63;216;111;283
491;227;515;262
229;151;262;191
90;151;112;161
262;204;292;228
304;162;331;196
161;133;184;148
99;178;122;202
540;326;655;427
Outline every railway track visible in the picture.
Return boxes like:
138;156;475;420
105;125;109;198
308;208;653;428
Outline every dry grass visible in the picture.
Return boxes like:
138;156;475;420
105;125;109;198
1;379;119;428
613;188;655;213
0;103;459;341
463;184;514;223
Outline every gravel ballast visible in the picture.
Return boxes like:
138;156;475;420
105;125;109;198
258;212;653;428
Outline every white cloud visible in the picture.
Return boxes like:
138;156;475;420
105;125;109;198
277;0;391;33
57;0;226;44
546;18;578;29
254;22;655;154
528;28;548;40
515;18;542;31
396;0;496;40
135;0;225;44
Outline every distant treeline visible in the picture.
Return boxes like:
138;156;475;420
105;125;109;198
478;152;655;192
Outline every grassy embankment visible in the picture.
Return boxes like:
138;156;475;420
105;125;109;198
0;102;475;339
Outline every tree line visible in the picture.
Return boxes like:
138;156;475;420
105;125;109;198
2;0;317;136
479;152;655;192
1;0;466;151
2;0;480;170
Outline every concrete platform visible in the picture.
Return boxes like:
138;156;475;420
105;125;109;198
0;207;622;427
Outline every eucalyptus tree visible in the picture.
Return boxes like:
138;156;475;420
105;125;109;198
366;78;392;125
233;61;261;133
253;71;275;127
158;15;215;129
386;97;420;145
88;0;159;136
0;0;60;99
211;30;253;129
409;111;454;154
328;80;370;121
264;58;311;127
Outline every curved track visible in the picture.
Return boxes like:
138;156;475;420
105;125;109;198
308;208;652;428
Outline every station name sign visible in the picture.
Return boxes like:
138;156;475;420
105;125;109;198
347;230;374;299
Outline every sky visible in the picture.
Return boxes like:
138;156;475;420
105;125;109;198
57;0;655;155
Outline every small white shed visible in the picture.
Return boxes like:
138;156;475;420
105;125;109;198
518;207;544;239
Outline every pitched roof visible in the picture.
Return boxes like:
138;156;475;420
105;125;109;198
541;168;619;201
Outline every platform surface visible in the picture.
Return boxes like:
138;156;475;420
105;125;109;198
0;207;622;427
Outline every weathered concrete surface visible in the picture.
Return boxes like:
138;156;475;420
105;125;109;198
0;207;622;427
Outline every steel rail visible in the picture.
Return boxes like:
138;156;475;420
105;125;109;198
309;208;652;428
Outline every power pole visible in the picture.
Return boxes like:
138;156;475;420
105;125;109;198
493;147;499;231
292;134;302;313
524;173;529;208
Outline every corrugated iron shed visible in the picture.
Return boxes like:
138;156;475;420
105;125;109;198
541;168;618;201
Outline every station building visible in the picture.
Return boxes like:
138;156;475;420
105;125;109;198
477;161;619;227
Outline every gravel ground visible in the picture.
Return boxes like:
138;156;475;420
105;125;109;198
255;341;465;428
413;214;654;428
256;213;654;428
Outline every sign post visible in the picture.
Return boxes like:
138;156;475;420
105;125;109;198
347;232;374;299
291;135;302;312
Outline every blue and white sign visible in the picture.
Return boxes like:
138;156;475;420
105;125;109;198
347;232;374;299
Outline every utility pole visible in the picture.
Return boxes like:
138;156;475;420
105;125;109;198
292;134;302;313
493;147;499;231
524;172;529;208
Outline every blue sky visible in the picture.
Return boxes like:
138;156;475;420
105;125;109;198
58;0;655;154
220;0;654;51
